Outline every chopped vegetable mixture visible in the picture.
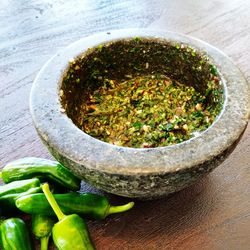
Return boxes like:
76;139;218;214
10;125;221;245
79;75;219;148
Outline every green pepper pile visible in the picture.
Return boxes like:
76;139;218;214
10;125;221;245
0;157;134;249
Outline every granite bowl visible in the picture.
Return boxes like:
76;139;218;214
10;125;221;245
30;29;250;199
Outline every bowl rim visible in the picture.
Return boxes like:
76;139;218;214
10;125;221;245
30;28;250;175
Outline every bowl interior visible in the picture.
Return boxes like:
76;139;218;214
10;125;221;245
60;38;224;147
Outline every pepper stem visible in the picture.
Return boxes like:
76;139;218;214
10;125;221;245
107;201;134;216
40;236;50;250
42;183;65;221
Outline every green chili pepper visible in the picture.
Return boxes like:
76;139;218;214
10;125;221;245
0;217;5;248
0;186;42;213
0;178;41;198
0;157;81;191
0;178;41;213
16;192;134;219
42;183;95;250
32;214;56;250
0;218;34;250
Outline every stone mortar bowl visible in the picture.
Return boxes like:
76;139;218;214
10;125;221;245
30;29;250;199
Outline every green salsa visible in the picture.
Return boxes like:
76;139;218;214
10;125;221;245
78;75;219;148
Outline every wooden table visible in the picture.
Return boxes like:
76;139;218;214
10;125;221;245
1;0;250;249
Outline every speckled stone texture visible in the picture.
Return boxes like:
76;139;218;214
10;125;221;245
30;29;250;199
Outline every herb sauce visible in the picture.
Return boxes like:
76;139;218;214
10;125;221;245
79;75;218;148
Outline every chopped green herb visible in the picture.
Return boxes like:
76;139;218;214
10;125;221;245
210;64;218;76
80;75;219;148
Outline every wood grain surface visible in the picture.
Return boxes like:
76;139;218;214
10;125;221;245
0;0;250;249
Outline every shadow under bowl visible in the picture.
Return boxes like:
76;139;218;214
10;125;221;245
30;29;250;199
